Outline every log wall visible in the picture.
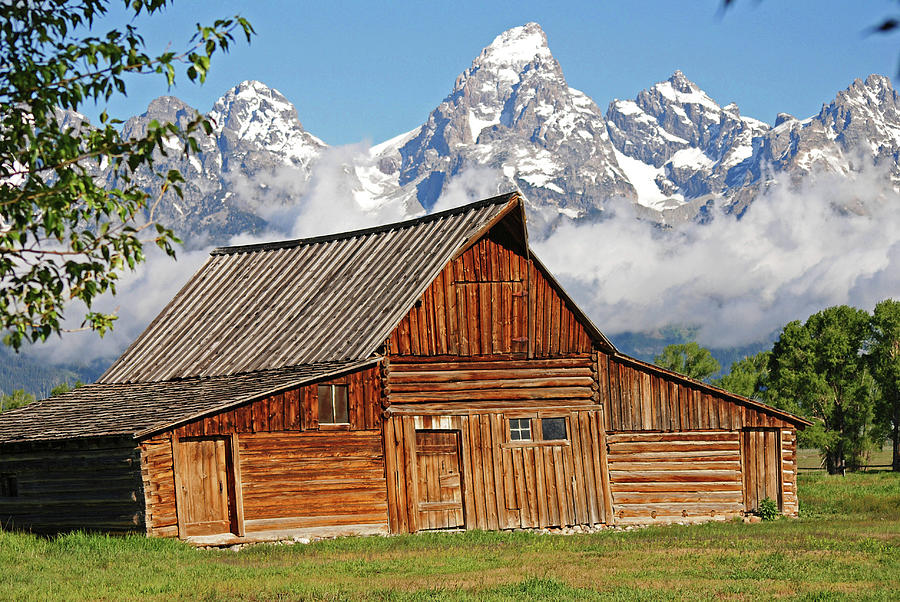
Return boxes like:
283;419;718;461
599;352;794;431
781;429;798;515
140;366;387;540
238;431;388;534
0;436;145;533
141;434;178;537
607;431;745;524
387;356;597;406
388;234;592;358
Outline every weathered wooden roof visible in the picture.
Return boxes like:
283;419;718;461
101;193;524;383
0;359;377;444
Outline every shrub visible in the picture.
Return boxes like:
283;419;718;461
758;497;780;521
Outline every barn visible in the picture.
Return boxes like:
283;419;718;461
0;192;809;543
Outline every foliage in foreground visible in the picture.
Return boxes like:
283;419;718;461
0;471;897;600
0;0;253;349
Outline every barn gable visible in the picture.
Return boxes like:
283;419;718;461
388;215;614;359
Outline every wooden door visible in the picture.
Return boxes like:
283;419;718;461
742;429;782;512
173;437;235;536
415;430;464;529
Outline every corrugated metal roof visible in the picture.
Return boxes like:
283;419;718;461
101;193;521;383
0;359;378;443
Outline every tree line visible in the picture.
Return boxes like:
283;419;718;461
654;301;900;474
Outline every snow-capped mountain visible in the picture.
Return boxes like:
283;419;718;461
105;23;900;242
739;74;900;206
608;71;900;218
366;23;635;222
606;70;769;211
110;81;325;241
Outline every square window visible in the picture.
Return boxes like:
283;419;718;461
541;417;567;441
509;418;532;441
317;384;349;424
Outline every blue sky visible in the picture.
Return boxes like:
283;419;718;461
93;0;900;145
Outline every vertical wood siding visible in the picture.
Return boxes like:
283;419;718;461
741;429;783;513
598;352;793;431
528;256;594;357
167;367;381;439
0;437;144;533
389;234;592;358
383;409;611;533
606;431;744;524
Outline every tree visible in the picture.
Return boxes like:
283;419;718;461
0;389;35;412
50;380;84;397
0;0;253;349
653;342;721;382
868;299;900;471
714;350;770;401
768;305;877;474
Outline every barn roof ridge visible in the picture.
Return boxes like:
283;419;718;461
211;192;520;256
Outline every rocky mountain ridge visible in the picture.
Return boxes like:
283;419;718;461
103;23;900;242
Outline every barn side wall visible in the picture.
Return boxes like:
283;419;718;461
237;430;386;534
598;352;795;432
0;436;144;533
606;431;744;524
384;356;613;533
140;367;388;541
597;351;801;522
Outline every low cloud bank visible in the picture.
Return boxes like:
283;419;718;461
25;155;900;370
534;166;900;348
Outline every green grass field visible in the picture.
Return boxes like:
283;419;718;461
1;471;898;600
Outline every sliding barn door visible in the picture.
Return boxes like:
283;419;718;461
414;430;464;529
173;436;239;537
741;428;782;512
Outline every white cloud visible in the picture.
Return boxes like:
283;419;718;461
534;165;900;348
23;153;900;373
431;166;508;213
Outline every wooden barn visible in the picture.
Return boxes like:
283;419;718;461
0;192;809;543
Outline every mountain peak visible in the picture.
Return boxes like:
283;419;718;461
477;22;552;68
648;71;720;112
218;80;290;104
668;70;695;92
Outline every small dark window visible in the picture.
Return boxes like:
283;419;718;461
541;417;567;441
0;474;17;497
317;384;349;424
509;418;532;441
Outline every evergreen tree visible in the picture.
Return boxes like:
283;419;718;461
0;389;36;412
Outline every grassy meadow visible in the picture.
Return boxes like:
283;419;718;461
1;470;898;600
